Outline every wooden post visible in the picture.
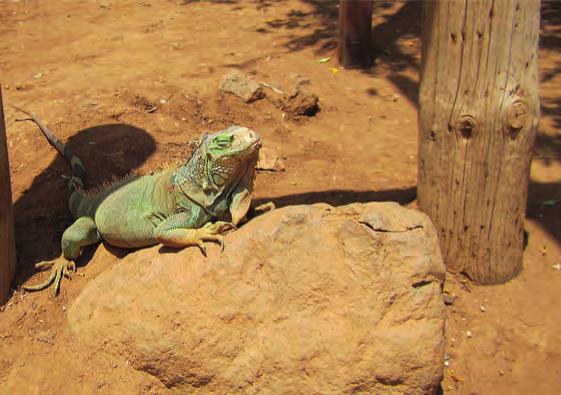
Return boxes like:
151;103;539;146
0;86;16;303
337;0;373;69
417;0;540;284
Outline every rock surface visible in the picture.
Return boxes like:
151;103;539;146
68;202;445;394
219;69;264;103
257;147;285;172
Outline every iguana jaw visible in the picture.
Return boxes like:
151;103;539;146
204;126;260;193
171;125;261;213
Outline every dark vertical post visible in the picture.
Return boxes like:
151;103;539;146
337;0;373;69
0;86;16;304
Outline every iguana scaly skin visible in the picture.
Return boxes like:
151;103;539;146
11;104;261;295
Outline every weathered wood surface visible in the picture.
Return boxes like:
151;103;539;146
0;87;16;303
337;0;373;69
417;0;540;284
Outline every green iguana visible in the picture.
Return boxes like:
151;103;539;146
10;104;262;296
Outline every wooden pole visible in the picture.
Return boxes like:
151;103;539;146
417;0;540;284
337;0;373;69
0;86;16;303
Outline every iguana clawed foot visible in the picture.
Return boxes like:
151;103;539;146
195;221;237;256
23;258;76;296
254;201;275;213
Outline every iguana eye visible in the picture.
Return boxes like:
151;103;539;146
214;134;234;149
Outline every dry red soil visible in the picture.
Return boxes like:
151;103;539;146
1;1;560;394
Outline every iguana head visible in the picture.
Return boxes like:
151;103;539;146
172;125;261;224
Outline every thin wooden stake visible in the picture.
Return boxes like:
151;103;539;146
337;0;373;69
0;86;17;304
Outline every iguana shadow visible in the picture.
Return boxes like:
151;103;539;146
12;123;157;287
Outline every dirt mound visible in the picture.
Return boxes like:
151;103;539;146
68;202;445;394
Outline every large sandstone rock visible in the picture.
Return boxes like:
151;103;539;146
68;202;445;394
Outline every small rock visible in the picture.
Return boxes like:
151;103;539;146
36;329;56;345
219;69;264;103
480;303;486;312
466;330;472;338
257;147;285;172
275;86;319;118
443;294;455;305
552;263;561;271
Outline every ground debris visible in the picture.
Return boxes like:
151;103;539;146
272;88;319;118
443;294;455;305
131;94;158;113
447;369;463;382
36;329;56;345
219;69;265;103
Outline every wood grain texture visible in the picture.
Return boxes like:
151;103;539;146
337;0;373;69
0;86;16;303
417;0;540;284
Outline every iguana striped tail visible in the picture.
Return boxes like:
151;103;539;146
9;104;87;195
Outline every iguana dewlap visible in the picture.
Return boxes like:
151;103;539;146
10;104;261;295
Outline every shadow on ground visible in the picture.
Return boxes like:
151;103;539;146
12;122;157;287
253;186;416;209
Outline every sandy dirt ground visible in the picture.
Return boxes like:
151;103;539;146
0;1;560;394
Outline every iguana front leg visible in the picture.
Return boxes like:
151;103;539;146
24;217;100;295
154;213;236;255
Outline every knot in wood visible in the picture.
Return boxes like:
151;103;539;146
505;100;528;138
428;129;436;141
457;115;475;139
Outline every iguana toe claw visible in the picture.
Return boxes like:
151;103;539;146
205;221;236;233
23;269;57;292
218;235;225;252
195;237;225;256
62;265;73;280
35;261;54;270
224;222;237;231
255;201;275;213
197;240;207;257
23;258;75;296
